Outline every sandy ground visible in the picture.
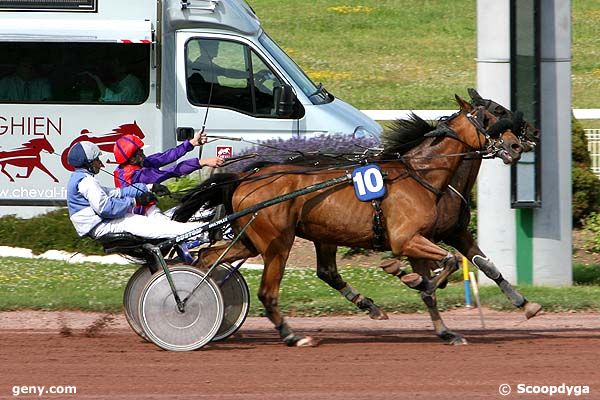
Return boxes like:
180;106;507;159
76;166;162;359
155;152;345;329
0;309;599;400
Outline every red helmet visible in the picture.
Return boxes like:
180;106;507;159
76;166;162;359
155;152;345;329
114;135;144;164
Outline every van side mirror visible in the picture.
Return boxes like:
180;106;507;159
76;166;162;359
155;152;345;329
176;127;195;141
274;84;295;117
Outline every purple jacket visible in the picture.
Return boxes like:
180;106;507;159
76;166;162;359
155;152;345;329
113;140;201;187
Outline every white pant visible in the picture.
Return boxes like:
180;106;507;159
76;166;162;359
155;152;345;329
92;212;206;240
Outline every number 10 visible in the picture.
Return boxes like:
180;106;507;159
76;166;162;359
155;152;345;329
353;168;384;195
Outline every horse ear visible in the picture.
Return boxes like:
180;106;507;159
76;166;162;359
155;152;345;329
455;94;473;112
467;88;483;101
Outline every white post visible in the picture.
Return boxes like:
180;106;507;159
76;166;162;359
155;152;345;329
476;0;517;284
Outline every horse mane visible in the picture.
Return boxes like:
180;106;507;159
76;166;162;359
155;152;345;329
172;172;240;222
113;121;145;138
379;113;437;157
22;137;45;149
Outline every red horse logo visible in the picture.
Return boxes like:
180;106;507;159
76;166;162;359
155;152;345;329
0;136;59;182
61;121;146;171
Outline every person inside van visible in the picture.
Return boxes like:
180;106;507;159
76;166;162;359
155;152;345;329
81;58;144;103
0;56;52;102
187;40;251;105
189;40;247;85
112;129;225;217
66;141;218;241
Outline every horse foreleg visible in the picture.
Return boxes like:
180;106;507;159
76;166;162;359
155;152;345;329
445;229;542;319
0;164;15;182
17;164;59;182
411;258;467;345
31;163;59;182
257;233;317;347
315;242;387;320
396;234;459;292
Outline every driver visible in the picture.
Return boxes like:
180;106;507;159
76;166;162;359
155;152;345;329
66;141;213;240
112;130;224;216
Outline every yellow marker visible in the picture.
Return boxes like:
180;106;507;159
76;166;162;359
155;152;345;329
462;256;472;307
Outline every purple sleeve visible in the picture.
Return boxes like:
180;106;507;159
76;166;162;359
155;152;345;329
130;158;201;184
143;140;194;168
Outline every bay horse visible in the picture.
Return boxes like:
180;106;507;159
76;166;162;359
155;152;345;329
0;136;58;182
175;95;524;346
310;88;541;331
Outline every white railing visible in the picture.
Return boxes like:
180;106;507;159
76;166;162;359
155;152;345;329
586;129;600;176
361;109;600;121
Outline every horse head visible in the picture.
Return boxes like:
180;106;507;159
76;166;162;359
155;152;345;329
23;137;55;155
113;121;145;139
467;88;539;152
454;95;524;165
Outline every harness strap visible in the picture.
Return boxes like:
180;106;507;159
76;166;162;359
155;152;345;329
447;184;468;205
372;199;386;251
399;159;443;197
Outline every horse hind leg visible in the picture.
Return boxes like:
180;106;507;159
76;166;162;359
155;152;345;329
315;242;388;320
257;232;317;347
196;240;257;269
0;164;15;182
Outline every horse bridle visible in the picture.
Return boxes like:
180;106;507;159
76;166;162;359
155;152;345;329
472;96;538;151
429;105;517;160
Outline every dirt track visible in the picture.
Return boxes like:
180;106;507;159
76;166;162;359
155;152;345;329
1;310;599;400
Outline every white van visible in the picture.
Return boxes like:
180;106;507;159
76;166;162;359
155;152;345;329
0;0;381;207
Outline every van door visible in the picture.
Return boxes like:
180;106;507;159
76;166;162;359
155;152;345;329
175;33;301;158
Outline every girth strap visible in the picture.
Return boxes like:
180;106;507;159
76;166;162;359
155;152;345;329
372;199;386;250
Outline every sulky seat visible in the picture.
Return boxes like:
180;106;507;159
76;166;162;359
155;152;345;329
96;233;166;260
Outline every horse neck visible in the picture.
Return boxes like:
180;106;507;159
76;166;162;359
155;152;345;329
449;157;482;198
402;117;476;194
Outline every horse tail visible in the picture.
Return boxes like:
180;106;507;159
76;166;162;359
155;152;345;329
172;172;240;222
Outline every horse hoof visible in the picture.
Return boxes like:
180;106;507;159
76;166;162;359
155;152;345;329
400;273;423;288
449;336;468;346
295;336;319;347
369;308;389;320
440;331;467;345
284;334;319;347
524;302;543;319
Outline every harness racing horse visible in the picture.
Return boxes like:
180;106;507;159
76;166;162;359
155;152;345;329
175;95;524;346
265;89;541;328
0;136;58;182
313;88;542;326
414;89;541;315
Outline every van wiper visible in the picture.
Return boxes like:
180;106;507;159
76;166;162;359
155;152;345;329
308;83;326;99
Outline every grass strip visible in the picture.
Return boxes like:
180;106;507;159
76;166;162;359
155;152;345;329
1;257;599;315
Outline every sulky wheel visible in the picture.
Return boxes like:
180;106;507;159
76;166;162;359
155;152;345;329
210;263;250;341
123;266;153;340
139;265;224;351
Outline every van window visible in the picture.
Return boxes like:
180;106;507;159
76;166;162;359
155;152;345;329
258;33;332;106
186;38;287;117
0;42;149;104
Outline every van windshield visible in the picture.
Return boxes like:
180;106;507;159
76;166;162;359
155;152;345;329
259;33;332;105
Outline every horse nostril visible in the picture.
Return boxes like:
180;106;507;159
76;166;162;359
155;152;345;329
511;143;523;153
